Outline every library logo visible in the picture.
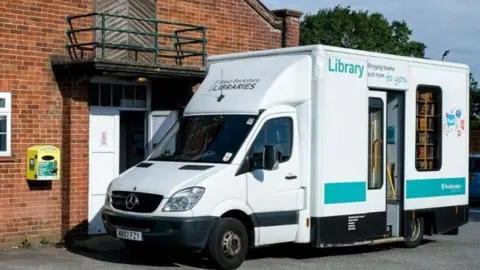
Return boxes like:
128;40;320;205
441;183;461;190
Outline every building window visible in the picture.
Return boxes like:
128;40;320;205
88;83;147;108
415;85;442;171
0;92;11;157
249;117;293;166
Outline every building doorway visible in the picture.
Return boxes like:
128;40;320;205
120;111;146;174
87;77;180;235
88;79;150;235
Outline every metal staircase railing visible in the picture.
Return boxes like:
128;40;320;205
65;12;208;67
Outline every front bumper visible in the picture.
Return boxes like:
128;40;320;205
102;208;218;252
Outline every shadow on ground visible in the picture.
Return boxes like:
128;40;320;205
247;239;435;261
65;247;196;268
65;238;436;269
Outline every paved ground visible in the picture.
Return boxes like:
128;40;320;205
1;210;480;270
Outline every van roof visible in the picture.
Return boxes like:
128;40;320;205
209;44;469;71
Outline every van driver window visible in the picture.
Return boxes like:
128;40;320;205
250;117;293;165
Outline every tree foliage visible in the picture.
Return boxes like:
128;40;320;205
300;5;479;130
300;5;426;58
470;73;480;129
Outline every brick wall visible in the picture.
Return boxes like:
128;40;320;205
157;0;302;56
272;9;302;48
0;0;92;247
59;80;90;242
0;0;301;248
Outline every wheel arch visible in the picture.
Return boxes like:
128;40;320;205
221;210;256;249
208;200;257;248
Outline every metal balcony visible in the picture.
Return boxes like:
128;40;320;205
53;12;208;80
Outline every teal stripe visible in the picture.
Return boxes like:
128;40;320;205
406;177;466;199
325;181;366;204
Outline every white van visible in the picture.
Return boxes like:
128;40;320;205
101;45;470;269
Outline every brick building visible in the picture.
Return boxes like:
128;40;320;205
0;0;302;247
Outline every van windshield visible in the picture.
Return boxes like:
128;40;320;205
148;114;257;164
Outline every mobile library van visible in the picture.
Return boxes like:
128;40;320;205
101;45;469;269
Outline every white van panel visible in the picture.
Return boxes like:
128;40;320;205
404;67;469;210
184;54;312;116
88;107;120;235
319;51;369;218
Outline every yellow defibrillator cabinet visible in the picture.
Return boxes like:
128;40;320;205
26;145;60;181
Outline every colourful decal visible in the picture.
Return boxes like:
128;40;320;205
443;107;465;137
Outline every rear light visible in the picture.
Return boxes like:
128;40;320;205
470;174;476;181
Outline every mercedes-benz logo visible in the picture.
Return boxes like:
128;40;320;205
125;193;139;210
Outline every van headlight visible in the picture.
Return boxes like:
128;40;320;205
105;182;113;205
162;187;205;212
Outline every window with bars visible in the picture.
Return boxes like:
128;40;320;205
88;83;147;108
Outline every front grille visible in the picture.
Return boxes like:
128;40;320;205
111;191;164;213
107;215;156;231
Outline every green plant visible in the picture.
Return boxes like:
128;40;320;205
19;238;31;248
40;236;50;245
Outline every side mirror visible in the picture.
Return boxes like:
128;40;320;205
263;145;280;171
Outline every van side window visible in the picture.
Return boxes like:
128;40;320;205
250;117;293;165
415;85;443;171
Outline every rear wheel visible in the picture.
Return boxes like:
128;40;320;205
402;217;424;248
206;218;249;270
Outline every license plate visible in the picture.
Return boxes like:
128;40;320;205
116;229;143;241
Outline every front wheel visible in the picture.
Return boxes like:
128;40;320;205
402;217;424;248
206;218;249;270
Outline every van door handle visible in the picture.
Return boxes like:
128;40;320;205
285;175;297;180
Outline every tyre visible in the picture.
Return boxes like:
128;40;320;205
206;217;249;270
402;217;424;248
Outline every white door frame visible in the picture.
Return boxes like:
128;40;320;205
87;77;152;235
88;106;120;235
